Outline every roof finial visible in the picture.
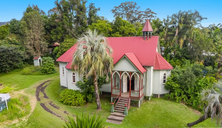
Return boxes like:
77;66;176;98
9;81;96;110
142;19;153;40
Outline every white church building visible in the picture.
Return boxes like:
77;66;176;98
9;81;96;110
56;20;173;103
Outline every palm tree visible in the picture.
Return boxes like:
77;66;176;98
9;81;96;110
71;30;113;109
63;114;105;128
187;83;222;127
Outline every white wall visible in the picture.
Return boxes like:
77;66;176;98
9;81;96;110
59;62;68;87
33;57;42;66
113;58;137;72
67;70;80;90
34;60;39;66
100;82;111;92
145;66;153;96
152;70;171;94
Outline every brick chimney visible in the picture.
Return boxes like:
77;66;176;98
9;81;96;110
142;19;153;40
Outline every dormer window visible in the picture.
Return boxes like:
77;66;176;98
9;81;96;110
163;73;166;84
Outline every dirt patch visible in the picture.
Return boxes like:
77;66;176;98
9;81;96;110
49;101;60;109
40;103;64;121
36;80;50;101
41;84;49;99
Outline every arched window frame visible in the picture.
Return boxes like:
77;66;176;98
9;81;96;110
163;73;167;84
73;72;76;83
62;67;64;75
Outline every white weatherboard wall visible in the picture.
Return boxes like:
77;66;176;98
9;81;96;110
59;62;68;87
100;82;111;92
152;70;171;94
145;66;153;96
33;57;42;66
113;58;137;72
67;70;80;90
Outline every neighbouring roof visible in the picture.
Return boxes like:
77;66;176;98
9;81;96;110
142;19;153;32
33;57;40;60
122;53;147;73
154;52;173;70
53;42;60;46
57;36;172;71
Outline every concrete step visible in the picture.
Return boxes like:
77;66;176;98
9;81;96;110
111;112;125;117
107;115;124;121
106;119;122;125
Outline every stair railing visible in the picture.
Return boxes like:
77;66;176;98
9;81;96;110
111;93;120;112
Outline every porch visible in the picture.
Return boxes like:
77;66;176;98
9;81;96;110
111;71;144;100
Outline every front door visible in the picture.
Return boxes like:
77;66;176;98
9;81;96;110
123;74;127;93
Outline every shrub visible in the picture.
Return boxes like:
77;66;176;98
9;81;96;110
64;113;105;128
41;57;56;74
0;86;14;93
165;62;217;110
76;76;108;102
21;66;41;75
59;89;85;106
0;45;25;73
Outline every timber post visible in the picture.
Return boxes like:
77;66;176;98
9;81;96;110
124;104;128;116
111;102;114;113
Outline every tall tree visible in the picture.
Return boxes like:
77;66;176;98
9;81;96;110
187;83;222;127
71;30;113;109
87;3;100;25
88;20;112;37
55;0;88;38
111;16;136;37
0;24;9;40
21;7;47;57
111;1;156;24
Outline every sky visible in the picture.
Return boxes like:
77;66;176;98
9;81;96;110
0;0;221;27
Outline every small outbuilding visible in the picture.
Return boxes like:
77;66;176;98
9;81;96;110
33;56;42;66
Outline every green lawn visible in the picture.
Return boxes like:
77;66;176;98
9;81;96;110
0;69;218;128
0;68;59;91
25;77;218;128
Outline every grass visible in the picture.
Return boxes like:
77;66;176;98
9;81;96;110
0;68;218;128
0;95;31;123
0;67;59;91
23;77;218;128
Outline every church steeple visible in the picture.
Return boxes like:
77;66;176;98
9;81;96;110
142;19;153;40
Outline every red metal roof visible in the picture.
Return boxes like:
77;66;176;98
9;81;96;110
142;19;153;32
33;57;40;60
56;43;78;63
123;53;147;73
57;36;172;71
153;52;173;70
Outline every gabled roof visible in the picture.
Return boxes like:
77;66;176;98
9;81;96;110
33;57;40;60
142;19;153;32
57;36;173;71
57;43;77;63
154;52;173;70
121;53;146;73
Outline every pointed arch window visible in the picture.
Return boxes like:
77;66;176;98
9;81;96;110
62;67;64;75
73;73;76;83
163;73;166;84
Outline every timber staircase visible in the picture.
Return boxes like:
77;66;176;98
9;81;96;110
106;97;130;124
